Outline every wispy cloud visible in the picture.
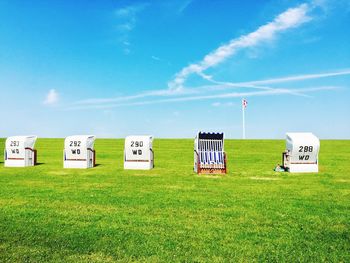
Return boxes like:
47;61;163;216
115;4;146;18
237;69;350;86
178;0;194;14
43;89;59;105
74;69;350;106
74;89;174;105
151;55;161;61
114;3;148;54
212;102;235;107
66;3;347;111
168;3;311;91
66;86;339;111
193;69;350;96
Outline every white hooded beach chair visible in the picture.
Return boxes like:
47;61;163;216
63;135;96;169
282;132;320;173
4;135;37;167
124;135;154;170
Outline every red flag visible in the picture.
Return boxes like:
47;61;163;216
242;99;248;108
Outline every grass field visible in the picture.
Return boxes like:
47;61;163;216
0;138;349;262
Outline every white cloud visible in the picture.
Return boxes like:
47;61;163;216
74;89;173;105
117;23;134;32
151;55;161;61
65;3;347;111
239;69;350;86
168;3;311;91
114;3;148;54
212;102;221;107
43;89;59;105
114;86;337;107
178;0;194;14
212;102;234;107
73;69;350;106
193;69;350;97
66;86;339;111
115;3;147;19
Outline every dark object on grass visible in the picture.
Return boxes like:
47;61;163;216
274;164;286;172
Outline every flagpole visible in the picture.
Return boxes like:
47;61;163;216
242;98;245;139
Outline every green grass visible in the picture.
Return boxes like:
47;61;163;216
0;138;349;262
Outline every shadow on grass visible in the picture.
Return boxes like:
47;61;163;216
35;163;45;166
94;164;101;167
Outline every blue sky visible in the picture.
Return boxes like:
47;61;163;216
0;0;349;139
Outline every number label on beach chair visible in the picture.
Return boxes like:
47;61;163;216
4;136;37;167
282;133;320;173
124;135;154;170
63;135;96;169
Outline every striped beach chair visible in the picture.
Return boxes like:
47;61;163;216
194;132;227;174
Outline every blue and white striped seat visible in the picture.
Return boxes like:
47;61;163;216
194;132;226;174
